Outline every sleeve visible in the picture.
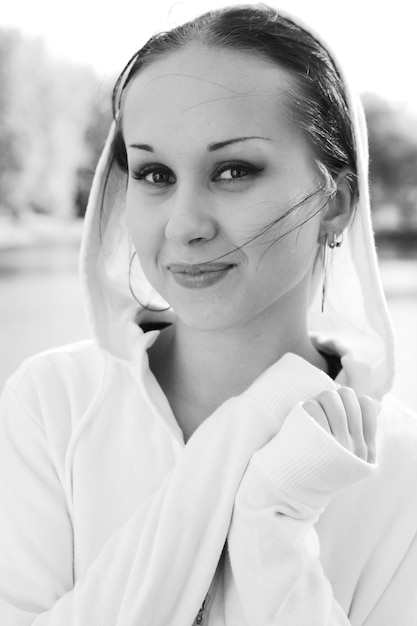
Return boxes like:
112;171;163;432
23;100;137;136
226;402;376;625
0;381;282;626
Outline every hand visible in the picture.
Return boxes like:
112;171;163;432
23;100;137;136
303;387;380;463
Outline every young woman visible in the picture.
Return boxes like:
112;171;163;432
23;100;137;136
1;5;416;625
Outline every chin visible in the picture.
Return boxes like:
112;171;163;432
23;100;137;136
178;314;234;333
173;303;241;333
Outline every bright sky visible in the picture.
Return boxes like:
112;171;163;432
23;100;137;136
1;0;416;112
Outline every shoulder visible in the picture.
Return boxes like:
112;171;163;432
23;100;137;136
0;341;147;488
2;340;110;431
5;340;105;393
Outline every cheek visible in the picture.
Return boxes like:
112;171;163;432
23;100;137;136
126;199;162;267
253;215;321;286
232;180;319;247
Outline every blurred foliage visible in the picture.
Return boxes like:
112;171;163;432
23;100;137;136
74;81;113;218
0;28;417;240
0;28;107;218
362;93;417;237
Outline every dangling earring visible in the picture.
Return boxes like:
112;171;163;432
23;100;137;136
321;233;343;313
129;251;171;313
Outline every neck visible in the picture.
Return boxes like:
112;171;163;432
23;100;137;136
149;291;327;439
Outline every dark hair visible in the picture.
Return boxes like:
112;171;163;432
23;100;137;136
110;4;358;200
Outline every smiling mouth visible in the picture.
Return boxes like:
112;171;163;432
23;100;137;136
168;262;236;288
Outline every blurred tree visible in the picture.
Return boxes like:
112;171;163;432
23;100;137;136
0;29;98;218
362;93;417;233
75;79;113;217
0;30;23;217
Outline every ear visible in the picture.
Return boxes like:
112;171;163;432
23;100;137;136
318;171;355;244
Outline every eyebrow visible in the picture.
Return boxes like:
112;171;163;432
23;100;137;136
128;136;271;153
208;136;271;151
128;143;155;152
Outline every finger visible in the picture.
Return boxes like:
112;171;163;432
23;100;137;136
315;390;352;452
338;387;368;461
303;399;332;435
358;396;380;463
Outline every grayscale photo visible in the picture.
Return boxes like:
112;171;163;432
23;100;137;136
1;1;416;624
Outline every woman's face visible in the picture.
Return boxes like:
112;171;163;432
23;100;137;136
123;44;326;331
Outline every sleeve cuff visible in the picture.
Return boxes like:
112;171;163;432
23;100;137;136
251;403;377;511
242;353;337;425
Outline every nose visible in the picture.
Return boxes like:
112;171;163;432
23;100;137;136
164;185;217;245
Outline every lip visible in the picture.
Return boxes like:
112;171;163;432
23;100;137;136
168;261;236;289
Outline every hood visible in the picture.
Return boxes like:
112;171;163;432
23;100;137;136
79;9;395;400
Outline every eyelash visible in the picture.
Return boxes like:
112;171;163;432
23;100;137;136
129;161;263;188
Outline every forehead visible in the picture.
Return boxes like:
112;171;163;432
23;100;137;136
122;44;297;144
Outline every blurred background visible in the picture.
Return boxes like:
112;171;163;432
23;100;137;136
1;0;416;409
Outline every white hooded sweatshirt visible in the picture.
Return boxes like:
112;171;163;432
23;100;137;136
1;9;417;626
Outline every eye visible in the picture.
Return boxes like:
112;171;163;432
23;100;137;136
213;162;262;183
130;164;176;187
